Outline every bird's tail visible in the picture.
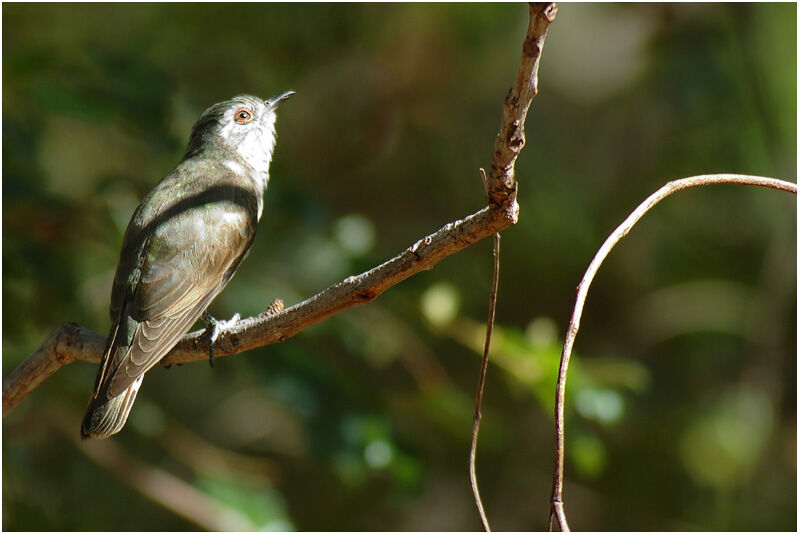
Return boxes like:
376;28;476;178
80;375;144;439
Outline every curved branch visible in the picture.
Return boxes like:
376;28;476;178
3;3;556;418
548;174;797;531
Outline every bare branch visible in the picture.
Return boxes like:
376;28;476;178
2;3;557;418
548;174;797;531
549;500;569;532
3;208;510;415
487;2;557;210
470;233;501;532
3;323;104;416
468;3;557;527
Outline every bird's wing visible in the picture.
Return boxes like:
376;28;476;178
105;198;257;397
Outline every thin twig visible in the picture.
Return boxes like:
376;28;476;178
470;232;501;531
548;174;797;531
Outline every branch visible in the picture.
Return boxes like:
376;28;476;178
2;209;510;416
469;232;500;532
2;2;557;418
469;4;556;529
2;323;103;416
548;174;797;532
487;2;558;210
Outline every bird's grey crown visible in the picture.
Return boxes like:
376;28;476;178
185;95;267;154
182;94;279;191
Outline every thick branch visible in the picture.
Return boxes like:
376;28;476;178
3;323;104;416
3;207;512;415
487;2;557;209
548;174;797;531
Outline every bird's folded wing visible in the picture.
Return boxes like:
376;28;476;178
107;203;254;397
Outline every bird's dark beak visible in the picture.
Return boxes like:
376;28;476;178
266;90;295;111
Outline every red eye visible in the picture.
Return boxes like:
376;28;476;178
234;108;253;124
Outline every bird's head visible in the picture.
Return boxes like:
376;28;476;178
185;91;294;182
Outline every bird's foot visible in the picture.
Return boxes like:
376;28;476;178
201;311;241;368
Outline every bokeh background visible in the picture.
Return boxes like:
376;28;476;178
3;3;796;531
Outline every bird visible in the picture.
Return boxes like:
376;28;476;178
81;91;294;439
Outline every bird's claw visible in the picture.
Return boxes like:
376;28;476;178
201;311;241;367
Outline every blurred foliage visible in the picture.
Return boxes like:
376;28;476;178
2;3;796;531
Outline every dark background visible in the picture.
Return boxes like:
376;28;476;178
3;3;796;530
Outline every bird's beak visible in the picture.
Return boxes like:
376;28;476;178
266;90;295;111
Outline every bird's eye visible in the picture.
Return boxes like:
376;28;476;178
234;108;253;124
